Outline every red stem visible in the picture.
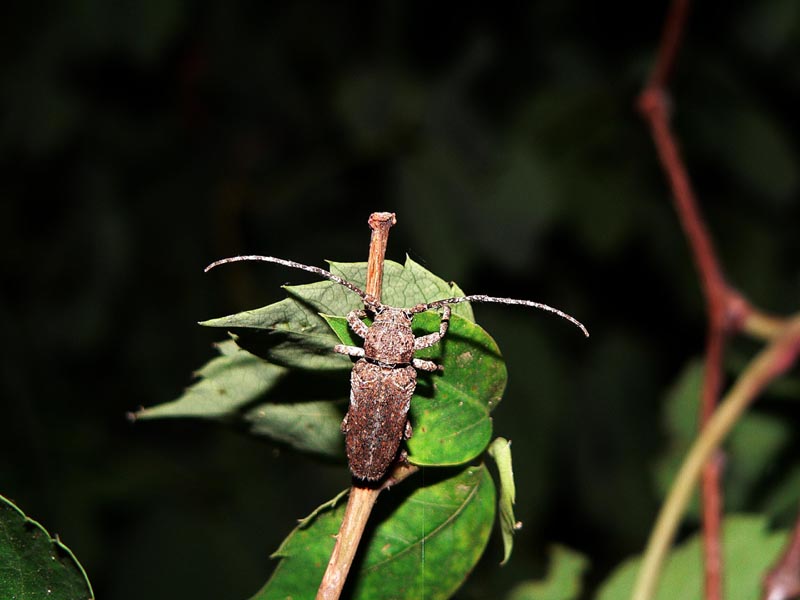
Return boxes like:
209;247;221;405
647;0;692;90
637;2;739;598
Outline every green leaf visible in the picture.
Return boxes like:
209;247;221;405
253;464;496;600
654;360;704;518
468;145;561;270
137;339;287;418
201;294;353;371
0;494;94;600
245;400;345;457
326;257;474;322
488;437;518;565
596;515;788;600
135;339;345;458
726;412;792;509
408;312;503;466
334;68;425;154
761;464;800;523
324;309;505;468
508;545;587;600
656;359;792;517
713;109;798;206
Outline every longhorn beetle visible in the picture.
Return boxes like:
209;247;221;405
205;255;588;482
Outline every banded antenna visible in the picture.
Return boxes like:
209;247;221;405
416;295;589;338
205;254;588;337
204;255;380;310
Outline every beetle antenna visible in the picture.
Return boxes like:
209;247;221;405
204;255;378;308
417;295;589;337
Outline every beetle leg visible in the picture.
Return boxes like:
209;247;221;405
346;310;370;339
334;344;365;358
412;357;441;372
413;305;451;350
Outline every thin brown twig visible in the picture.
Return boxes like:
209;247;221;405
365;212;396;298
316;212;399;600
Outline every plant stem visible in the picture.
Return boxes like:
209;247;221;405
316;212;397;600
763;504;800;600
631;316;800;600
365;212;396;299
639;2;731;595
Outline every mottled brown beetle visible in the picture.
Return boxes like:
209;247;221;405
205;255;588;482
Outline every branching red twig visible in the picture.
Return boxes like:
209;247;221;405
639;19;723;600
639;3;800;600
638;2;731;599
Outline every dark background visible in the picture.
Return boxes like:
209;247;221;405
2;2;798;598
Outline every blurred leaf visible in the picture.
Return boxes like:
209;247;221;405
395;145;484;280
727;412;792;508
0;494;94;600
654;360;704;518
65;0;185;62
335;68;424;154
596;515;788;600
727;350;800;401
516;84;644;258
488;437;518;565
571;334;659;546
110;0;185;62
507;545;587;600
696;107;798;206
761;465;800;524
736;0;800;57
656;359;792;518
1;74;80;156
254;464;496;600
565;169;642;256
467;146;561;270
397;139;564;273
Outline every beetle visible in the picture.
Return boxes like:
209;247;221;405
205;255;588;481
